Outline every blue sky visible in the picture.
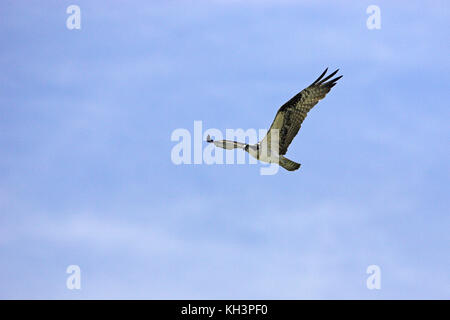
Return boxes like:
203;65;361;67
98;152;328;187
0;0;449;299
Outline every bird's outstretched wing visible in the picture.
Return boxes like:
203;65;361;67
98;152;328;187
206;135;246;150
260;68;342;155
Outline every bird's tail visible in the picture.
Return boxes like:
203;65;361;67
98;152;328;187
279;156;301;171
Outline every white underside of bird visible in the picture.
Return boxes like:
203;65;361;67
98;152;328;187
247;144;278;163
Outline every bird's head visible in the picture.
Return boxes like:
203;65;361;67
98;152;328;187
244;144;249;152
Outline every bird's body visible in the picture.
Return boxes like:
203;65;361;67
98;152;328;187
207;68;342;171
244;143;301;171
246;144;279;164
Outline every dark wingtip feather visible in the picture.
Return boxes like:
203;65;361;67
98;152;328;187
317;69;340;85
324;74;343;87
311;68;329;85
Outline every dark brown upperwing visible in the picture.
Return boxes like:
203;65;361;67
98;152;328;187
260;68;342;155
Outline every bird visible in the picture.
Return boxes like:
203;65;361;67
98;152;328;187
206;68;342;171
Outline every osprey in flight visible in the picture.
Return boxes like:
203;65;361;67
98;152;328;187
207;68;342;171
